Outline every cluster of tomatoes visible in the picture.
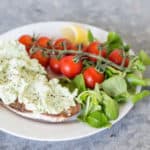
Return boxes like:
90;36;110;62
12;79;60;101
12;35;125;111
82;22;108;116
18;35;129;89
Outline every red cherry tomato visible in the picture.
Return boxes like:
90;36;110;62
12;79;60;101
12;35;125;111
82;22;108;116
87;41;107;62
49;57;61;74
53;38;73;50
36;36;51;48
18;34;33;52
60;55;83;78
108;49;129;67
31;50;49;67
83;67;104;89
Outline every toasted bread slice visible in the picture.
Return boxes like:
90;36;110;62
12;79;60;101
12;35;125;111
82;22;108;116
1;100;81;122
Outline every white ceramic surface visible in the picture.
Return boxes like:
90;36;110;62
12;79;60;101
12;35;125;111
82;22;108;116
0;21;140;141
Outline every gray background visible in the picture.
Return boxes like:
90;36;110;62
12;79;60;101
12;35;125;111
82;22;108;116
0;0;150;149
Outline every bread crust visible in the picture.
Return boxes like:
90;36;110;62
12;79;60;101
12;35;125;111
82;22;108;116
1;100;81;122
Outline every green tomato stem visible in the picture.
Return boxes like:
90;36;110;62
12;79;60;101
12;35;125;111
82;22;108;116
31;47;125;71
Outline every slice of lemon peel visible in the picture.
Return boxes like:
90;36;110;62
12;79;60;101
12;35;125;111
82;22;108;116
61;24;89;45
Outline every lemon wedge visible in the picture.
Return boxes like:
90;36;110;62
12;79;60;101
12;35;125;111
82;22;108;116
61;24;89;45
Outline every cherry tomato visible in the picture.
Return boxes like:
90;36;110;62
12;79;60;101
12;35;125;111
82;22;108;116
54;38;73;50
86;41;107;62
18;34;33;52
108;49;129;67
36;36;51;48
31;50;49;67
83;67;104;89
49;57;61;74
60;55;83;78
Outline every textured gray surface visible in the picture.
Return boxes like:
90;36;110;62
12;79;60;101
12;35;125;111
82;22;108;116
0;0;150;149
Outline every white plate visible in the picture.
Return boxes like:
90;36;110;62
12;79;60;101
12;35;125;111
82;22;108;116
0;21;140;141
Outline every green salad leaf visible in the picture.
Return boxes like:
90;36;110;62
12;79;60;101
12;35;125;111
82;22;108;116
77;90;102;104
105;32;125;53
59;77;76;92
105;66;124;78
78;96;102;121
73;74;86;93
77;91;89;104
77;90;102;120
114;92;129;102
59;74;86;93
77;88;119;127
107;32;123;45
88;30;94;43
145;79;150;86
130;90;150;104
86;111;109;128
102;76;127;97
139;50;150;65
123;44;130;52
126;74;150;86
129;57;146;72
102;92;119;120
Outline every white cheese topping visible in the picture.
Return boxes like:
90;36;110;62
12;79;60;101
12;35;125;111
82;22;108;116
0;40;77;114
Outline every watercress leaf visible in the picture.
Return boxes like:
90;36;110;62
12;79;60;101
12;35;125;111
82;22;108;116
76;91;90;104
107;32;123;44
105;66;123;78
82;96;91;118
131;90;150;104
86;111;109;128
81;95;101;118
59;77;76;92
59;75;86;94
114;92;129;102
139;50;150;65
123;44;130;52
73;74;86;93
126;74;146;86
102;76;127;97
130;57;146;72
105;68;113;78
106;32;124;53
126;74;150;86
108;43;122;50
145;78;150;86
77;90;103;121
88;98;102;114
101;92;119;120
88;30;94;43
77;90;103;104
